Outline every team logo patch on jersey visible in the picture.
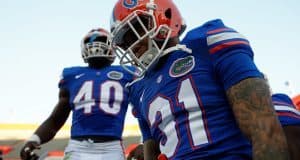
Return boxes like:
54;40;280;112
169;56;195;77
107;71;123;80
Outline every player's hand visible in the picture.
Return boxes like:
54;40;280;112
127;144;144;160
20;141;41;160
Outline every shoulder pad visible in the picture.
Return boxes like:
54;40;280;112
58;66;84;88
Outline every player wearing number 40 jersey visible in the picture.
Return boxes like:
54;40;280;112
20;28;136;160
111;0;289;159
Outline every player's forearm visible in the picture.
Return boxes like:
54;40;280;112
34;92;70;144
34;109;69;144
251;120;289;159
34;117;62;144
227;78;289;159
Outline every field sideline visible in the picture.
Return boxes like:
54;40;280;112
0;123;141;159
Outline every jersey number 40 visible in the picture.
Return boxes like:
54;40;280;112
73;80;123;115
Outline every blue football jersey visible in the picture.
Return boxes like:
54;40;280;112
131;19;264;160
272;93;300;126
58;65;135;139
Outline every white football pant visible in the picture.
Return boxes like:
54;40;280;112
63;139;125;160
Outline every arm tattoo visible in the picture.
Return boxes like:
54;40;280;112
226;78;290;160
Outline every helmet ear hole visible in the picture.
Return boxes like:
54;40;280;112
178;23;186;36
165;8;172;19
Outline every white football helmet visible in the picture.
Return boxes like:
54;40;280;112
81;28;115;63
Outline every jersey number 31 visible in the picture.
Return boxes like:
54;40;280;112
148;77;210;157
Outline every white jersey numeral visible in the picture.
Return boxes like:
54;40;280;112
73;80;123;115
100;81;123;114
177;78;209;146
148;96;179;157
73;81;95;114
148;77;210;157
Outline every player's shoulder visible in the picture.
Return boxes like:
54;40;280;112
127;76;144;88
273;93;300;126
107;65;137;80
272;93;295;107
183;19;251;56
182;19;229;41
272;93;300;118
109;65;134;71
61;66;87;77
108;65;136;74
58;66;88;87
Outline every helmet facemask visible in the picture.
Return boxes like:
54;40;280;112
111;10;173;77
81;31;115;63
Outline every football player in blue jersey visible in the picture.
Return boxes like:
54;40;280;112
20;28;136;160
126;93;300;160
272;93;300;160
110;0;289;159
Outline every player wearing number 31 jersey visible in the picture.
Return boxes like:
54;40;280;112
125;18;283;159
111;0;289;159
20;28;135;160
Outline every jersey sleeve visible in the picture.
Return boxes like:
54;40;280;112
58;68;69;89
275;104;300;126
136;115;153;142
205;19;262;90
130;101;153;141
131;101;153;141
272;94;300;126
128;80;153;141
58;67;78;89
272;93;295;107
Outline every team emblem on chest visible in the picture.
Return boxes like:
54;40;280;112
107;71;123;80
169;56;195;77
